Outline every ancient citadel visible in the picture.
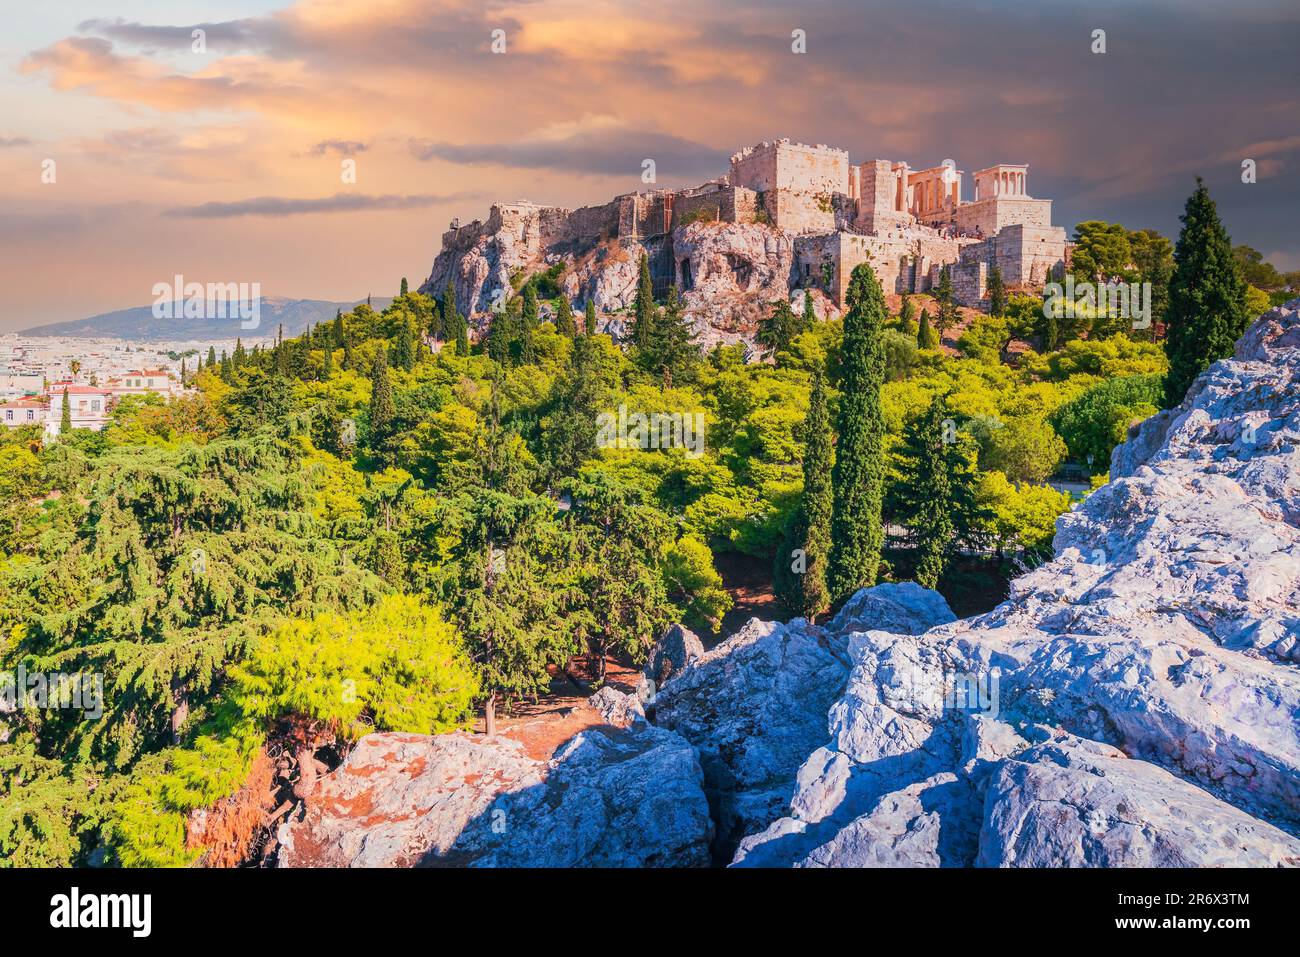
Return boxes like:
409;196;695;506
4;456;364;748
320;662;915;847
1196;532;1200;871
422;138;1071;334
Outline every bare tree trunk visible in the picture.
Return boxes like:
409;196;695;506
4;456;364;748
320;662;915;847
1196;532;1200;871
484;692;497;737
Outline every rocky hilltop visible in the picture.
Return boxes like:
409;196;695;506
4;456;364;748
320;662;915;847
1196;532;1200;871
278;300;1300;867
420;215;834;351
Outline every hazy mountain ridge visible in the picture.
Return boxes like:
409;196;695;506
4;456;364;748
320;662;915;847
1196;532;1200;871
20;296;394;342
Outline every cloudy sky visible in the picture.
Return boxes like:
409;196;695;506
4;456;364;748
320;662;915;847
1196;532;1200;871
1;0;1297;330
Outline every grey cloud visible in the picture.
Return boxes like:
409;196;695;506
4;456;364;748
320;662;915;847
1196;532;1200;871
77;16;280;52
0;136;32;148
308;140;368;157
409;129;722;181
164;192;485;218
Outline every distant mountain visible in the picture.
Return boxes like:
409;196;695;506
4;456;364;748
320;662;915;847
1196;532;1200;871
21;296;394;341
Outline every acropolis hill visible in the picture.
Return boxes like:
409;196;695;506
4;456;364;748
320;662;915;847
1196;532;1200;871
420;138;1070;341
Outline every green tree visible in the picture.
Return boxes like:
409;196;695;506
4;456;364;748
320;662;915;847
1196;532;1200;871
890;395;987;589
400;276;409;296
519;284;539;364
775;367;833;620
917;307;938;349
935;267;958;341
1162;179;1249;407
643;285;699;387
584;300;598;336
987;264;1008;317
59;388;72;434
829;264;888;600
369;342;396;458
1071;220;1133;281
553;297;577;337
758;299;799;357
633;252;655;348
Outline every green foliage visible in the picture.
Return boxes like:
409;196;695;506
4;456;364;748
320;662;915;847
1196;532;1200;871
888;395;988;589
829;264;888;600
1052;374;1163;471
1163;179;1249;407
774;367;832;620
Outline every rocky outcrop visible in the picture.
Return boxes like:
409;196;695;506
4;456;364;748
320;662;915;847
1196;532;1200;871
420;211;829;349
647;582;957;860
731;299;1300;867
277;702;712;868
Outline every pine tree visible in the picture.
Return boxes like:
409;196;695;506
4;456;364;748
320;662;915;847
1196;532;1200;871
758;299;799;357
60;388;72;434
369;342;396;459
644;285;698;388
987;264;1008;317
891;394;988;589
584;300;598;336
554;297;577;337
1162;178;1249;407
633;252;655;348
828;263;888;601
775;366;833;621
917;307;938;349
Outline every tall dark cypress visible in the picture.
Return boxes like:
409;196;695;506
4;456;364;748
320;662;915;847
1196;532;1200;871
633;252;654;348
775;366;833;621
554;297;577;337
986;265;1007;317
369;342;395;457
828;263;888;601
1162;178;1249;408
520;284;538;364
584;300;598;336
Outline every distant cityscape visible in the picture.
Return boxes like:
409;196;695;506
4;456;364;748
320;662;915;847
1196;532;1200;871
0;333;266;438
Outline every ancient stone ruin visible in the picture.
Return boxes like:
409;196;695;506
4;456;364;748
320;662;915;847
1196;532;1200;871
420;137;1070;341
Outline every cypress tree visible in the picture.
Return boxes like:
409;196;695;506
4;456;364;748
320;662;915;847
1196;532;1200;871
917;307;938;349
828;263;888;601
935;266;958;339
234;338;246;367
554;297;577;337
520;284;538;364
400;276;409;296
584;300;598;336
60;388;72;434
369;342;395;456
180;358;187;386
802;290;817;330
322;338;333;379
207;346;217;369
891;394;987;589
633;252;654;348
1162;178;1249;407
987;264;1008;317
487;306;512;365
454;312;469;357
443;281;458;334
775;366;833;621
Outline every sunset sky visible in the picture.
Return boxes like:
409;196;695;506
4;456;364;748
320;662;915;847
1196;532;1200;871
1;0;1297;330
